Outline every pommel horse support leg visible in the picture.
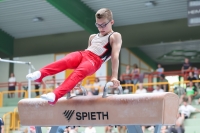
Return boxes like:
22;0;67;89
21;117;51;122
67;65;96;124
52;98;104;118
18;92;179;133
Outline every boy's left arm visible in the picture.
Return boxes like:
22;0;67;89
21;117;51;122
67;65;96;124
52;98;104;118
110;32;122;87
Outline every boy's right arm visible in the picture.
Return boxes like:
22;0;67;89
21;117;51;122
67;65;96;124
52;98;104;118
87;34;96;48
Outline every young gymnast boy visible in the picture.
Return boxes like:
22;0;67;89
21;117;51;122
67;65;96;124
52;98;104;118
26;8;122;105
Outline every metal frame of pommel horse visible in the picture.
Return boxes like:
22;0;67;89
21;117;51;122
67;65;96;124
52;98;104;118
0;58;36;133
18;82;179;133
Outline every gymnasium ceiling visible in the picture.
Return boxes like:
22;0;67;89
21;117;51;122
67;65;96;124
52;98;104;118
1;0;200;68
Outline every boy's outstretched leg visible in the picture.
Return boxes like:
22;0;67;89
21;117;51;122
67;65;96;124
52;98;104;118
41;52;103;105
26;52;82;82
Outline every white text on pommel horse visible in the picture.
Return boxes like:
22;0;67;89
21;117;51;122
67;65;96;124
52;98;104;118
76;112;109;120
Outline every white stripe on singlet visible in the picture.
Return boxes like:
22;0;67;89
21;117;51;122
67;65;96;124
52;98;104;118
86;32;114;62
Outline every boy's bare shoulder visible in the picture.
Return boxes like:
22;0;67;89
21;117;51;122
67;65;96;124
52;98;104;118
88;34;96;47
89;34;96;40
110;32;122;43
111;32;122;39
113;32;121;36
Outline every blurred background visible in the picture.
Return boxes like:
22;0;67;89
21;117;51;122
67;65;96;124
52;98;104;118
0;0;200;133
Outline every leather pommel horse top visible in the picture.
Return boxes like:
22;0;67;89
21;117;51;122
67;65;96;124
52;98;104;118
18;92;179;126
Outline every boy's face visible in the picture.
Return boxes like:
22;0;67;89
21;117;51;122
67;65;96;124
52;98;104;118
95;18;114;36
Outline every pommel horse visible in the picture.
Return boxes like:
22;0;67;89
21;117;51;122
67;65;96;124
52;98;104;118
18;82;179;133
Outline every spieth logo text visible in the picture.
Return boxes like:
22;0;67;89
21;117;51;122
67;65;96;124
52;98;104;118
63;110;109;121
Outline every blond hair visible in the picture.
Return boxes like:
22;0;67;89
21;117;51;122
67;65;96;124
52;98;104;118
95;8;113;21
